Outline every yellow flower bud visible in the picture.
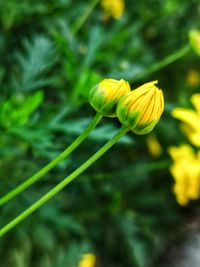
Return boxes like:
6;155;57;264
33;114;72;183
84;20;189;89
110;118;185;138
89;78;131;117
189;29;200;56
117;81;164;134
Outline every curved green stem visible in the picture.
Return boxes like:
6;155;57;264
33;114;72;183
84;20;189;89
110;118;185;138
0;126;128;237
0;113;103;206
134;44;191;81
72;0;100;35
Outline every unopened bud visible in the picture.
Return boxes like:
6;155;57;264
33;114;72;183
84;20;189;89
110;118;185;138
89;78;131;117
117;81;164;134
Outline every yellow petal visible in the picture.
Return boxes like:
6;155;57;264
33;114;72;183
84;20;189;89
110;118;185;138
135;80;158;91
188;131;200;147
168;144;194;161
172;108;200;130
101;0;124;19
191;93;200;115
181;124;200;147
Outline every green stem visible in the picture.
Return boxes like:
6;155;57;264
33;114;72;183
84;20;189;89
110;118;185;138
0;113;102;206
134;44;191;81
72;0;100;35
0;126;128;237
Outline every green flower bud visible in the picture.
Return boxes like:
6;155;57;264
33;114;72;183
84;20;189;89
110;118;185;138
117;81;164;134
89;78;131;117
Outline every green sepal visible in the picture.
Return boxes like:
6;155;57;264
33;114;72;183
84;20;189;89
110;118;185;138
133;119;159;135
117;98;140;130
125;110;140;130
89;85;121;117
101;100;118;117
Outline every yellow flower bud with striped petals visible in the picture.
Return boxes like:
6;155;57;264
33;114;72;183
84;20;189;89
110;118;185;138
89;78;131;117
117;81;164;134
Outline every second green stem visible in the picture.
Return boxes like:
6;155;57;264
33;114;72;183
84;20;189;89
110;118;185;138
0;126;128;237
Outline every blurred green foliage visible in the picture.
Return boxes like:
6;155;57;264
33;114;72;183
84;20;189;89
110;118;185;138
0;0;200;266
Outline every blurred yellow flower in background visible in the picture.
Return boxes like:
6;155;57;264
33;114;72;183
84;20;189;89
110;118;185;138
101;0;124;19
168;144;200;205
172;94;200;147
146;134;162;157
186;69;200;88
78;253;96;267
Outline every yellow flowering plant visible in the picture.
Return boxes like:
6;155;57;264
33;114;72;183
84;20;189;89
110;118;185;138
0;78;164;237
1;0;200;264
168;145;200;206
169;93;200;205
